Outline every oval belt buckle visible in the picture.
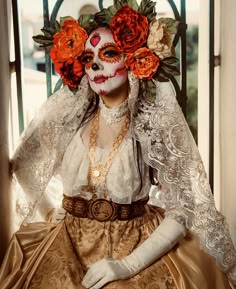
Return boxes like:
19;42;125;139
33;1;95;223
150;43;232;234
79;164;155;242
88;199;117;222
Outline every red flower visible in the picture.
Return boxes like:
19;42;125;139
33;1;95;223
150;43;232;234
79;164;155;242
54;58;84;88
50;19;88;62
125;48;160;80
110;6;149;54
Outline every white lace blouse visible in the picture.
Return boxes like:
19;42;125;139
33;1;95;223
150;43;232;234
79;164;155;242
60;102;151;204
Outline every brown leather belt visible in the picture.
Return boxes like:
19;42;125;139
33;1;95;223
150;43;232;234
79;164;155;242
62;194;149;222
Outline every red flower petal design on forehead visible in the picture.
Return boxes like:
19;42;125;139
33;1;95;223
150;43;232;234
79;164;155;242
90;33;101;47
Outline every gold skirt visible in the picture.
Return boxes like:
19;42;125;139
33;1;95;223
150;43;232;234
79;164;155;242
0;206;233;289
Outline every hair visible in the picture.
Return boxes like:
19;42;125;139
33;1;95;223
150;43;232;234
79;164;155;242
133;138;143;194
79;93;100;129
85;20;110;35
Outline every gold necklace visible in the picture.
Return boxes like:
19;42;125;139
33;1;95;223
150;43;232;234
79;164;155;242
88;109;130;191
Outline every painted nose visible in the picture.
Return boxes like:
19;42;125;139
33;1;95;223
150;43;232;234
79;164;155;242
92;63;99;71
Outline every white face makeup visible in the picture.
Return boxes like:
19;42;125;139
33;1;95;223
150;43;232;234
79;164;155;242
83;28;128;96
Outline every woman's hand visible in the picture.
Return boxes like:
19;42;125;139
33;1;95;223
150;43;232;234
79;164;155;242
81;258;134;289
82;217;186;289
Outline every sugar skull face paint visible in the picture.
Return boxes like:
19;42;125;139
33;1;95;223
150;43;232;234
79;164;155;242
83;28;128;96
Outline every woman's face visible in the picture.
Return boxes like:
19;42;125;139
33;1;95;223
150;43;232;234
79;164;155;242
83;28;128;96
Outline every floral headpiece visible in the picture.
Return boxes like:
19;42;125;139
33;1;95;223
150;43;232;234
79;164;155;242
34;0;179;96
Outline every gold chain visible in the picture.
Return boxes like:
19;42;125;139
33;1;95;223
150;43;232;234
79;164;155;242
88;109;130;190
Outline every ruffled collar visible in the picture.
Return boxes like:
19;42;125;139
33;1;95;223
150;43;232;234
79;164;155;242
99;96;129;125
98;73;140;125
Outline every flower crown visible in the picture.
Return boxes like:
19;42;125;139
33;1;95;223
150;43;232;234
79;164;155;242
33;0;179;97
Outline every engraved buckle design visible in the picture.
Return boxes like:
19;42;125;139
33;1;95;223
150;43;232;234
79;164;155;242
88;199;118;222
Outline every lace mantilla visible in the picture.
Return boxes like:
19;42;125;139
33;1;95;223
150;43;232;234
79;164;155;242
12;72;236;284
99;96;129;124
12;76;94;225
127;73;236;283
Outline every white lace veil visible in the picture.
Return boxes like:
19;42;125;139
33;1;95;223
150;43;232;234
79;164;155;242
12;72;236;282
12;76;94;225
128;73;236;283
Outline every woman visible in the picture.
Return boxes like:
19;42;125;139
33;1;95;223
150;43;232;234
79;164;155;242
0;2;236;289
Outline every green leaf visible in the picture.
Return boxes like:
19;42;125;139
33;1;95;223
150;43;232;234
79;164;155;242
138;0;156;22
41;28;53;38
41;43;53;49
78;14;94;29
127;0;139;10
162;63;180;76
59;16;74;26
94;10;106;25
41;26;56;35
154;67;169;82
156;58;180;80
114;0;138;10
53;78;63;93
158;17;179;34
40;22;60;41
32;34;53;46
95;5;117;25
106;5;117;22
161;56;179;66
114;0;127;9
55;20;61;32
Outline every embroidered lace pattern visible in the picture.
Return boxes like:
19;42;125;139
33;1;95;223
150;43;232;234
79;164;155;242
99;97;129;125
127;73;236;283
12;76;94;225
11;72;236;283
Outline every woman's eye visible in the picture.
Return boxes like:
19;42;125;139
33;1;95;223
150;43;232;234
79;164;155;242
104;50;119;58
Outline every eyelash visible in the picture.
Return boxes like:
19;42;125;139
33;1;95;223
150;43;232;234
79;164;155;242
82;46;121;67
103;50;119;58
83;55;93;63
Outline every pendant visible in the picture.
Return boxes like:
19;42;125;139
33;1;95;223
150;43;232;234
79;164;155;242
93;170;100;177
89;163;106;185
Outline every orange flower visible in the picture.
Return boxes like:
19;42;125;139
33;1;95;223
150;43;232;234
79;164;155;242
54;58;84;88
50;19;88;62
125;48;160;80
110;6;149;54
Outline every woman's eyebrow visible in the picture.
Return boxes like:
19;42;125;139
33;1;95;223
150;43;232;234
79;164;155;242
83;48;94;54
99;42;118;52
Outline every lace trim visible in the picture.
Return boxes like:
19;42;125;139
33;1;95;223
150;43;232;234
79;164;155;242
12;77;94;226
12;71;236;283
99;96;129;124
127;73;236;283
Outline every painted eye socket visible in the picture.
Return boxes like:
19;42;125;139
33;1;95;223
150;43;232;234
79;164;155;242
103;49;119;58
82;54;93;63
82;50;94;69
99;43;122;63
83;55;93;63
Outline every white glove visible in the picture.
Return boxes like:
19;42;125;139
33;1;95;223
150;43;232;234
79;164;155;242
47;208;67;223
82;217;186;289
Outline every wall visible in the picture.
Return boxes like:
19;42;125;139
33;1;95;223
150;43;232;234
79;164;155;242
0;0;12;262
220;0;236;245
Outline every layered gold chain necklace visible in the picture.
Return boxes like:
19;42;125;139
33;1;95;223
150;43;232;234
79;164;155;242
88;108;130;191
